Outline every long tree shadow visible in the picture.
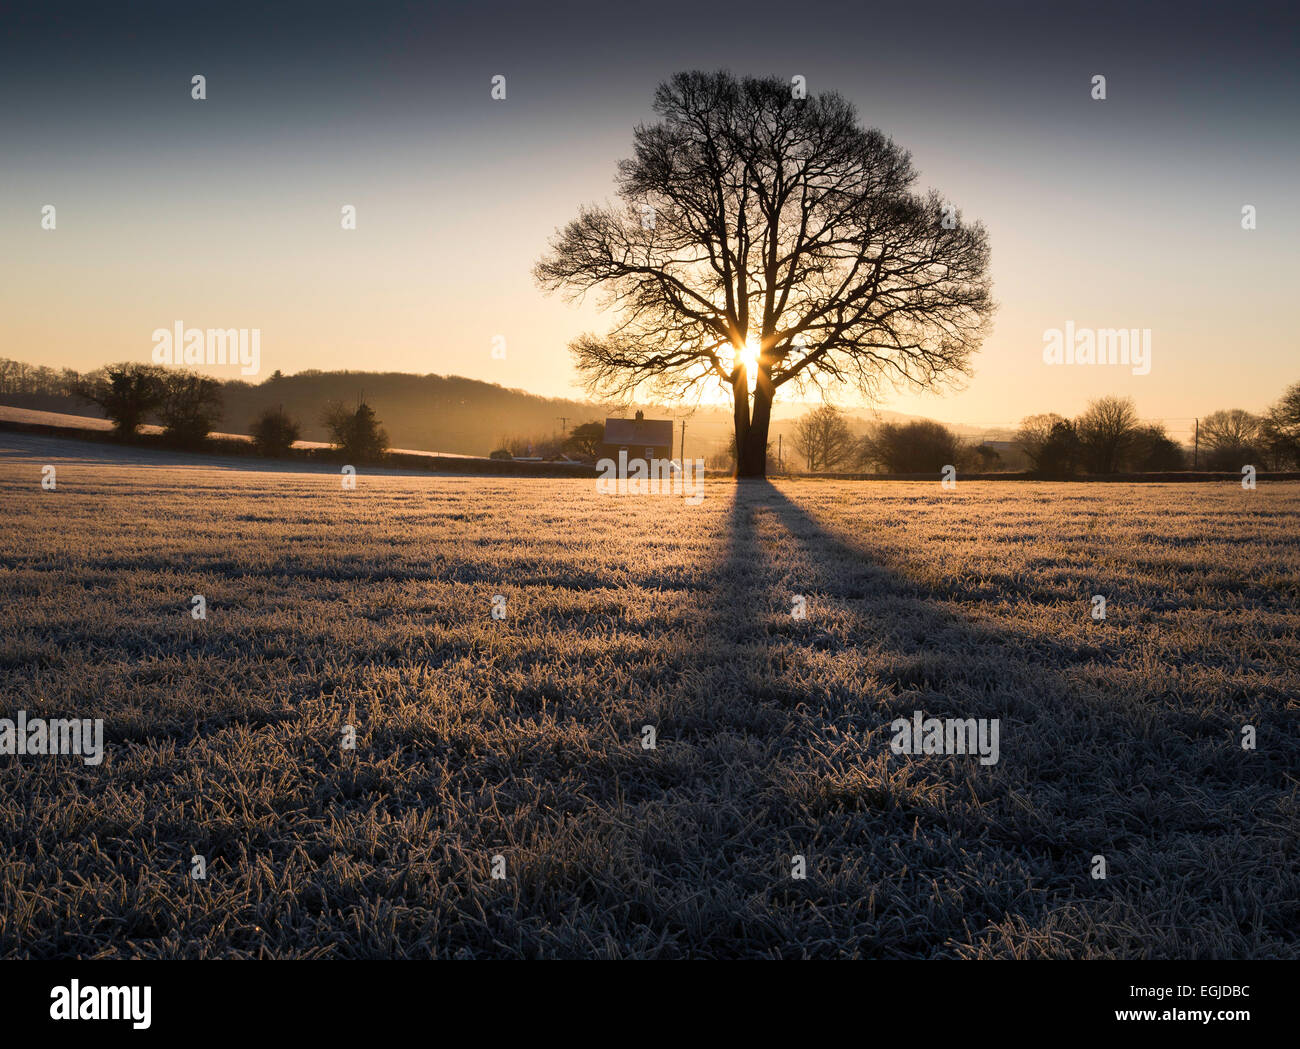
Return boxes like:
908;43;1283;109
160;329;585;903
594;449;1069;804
671;480;1299;959
395;477;1296;960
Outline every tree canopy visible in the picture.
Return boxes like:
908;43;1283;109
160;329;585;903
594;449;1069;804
537;70;994;476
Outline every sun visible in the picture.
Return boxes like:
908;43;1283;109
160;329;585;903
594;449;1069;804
739;333;761;373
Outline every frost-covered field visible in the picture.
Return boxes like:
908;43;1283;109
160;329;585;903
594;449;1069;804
1;434;1297;958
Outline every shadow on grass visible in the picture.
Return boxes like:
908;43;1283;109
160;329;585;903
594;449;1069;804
4;474;1294;959
669;479;1300;958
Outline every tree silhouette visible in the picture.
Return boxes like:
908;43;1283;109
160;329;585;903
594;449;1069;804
73;363;166;437
859;418;963;474
158;371;224;447
792;404;855;472
1017;413;1083;477
323;400;388;463
1131;422;1186;471
1261;381;1300;468
1076;396;1140;475
564;421;605;460
250;406;301;457
537;70;993;477
1200;409;1262;470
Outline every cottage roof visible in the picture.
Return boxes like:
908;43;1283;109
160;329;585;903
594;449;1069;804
604;417;674;447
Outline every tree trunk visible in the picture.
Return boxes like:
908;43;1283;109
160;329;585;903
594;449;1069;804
731;370;752;477
736;371;773;478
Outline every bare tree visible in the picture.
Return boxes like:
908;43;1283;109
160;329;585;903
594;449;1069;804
1075;396;1140;474
73;363;167;437
158;371;224;447
564;421;605;460
1016;413;1067;468
859;418;963;474
1131;422;1186;471
1016;412;1084;476
1201;409;1261;448
1261;381;1300;468
250;406;302;457
792;404;856;472
1200;409;1262;469
323;400;388;463
536;71;993;477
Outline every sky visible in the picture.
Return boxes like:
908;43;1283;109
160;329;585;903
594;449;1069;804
3;0;1297;439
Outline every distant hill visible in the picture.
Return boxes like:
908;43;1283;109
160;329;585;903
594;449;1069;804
0;370;603;458
220;371;603;456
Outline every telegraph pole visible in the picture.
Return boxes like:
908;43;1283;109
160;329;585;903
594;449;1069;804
557;416;569;434
1193;417;1199;469
679;419;687;499
778;434;783;475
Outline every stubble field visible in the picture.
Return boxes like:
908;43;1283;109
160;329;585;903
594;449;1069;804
1;433;1297;958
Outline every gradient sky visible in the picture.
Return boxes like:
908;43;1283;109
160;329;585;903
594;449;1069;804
3;0;1297;438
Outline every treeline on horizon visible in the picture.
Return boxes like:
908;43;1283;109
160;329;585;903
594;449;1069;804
3;358;1298;476
0;360;607;456
785;386;1300;476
